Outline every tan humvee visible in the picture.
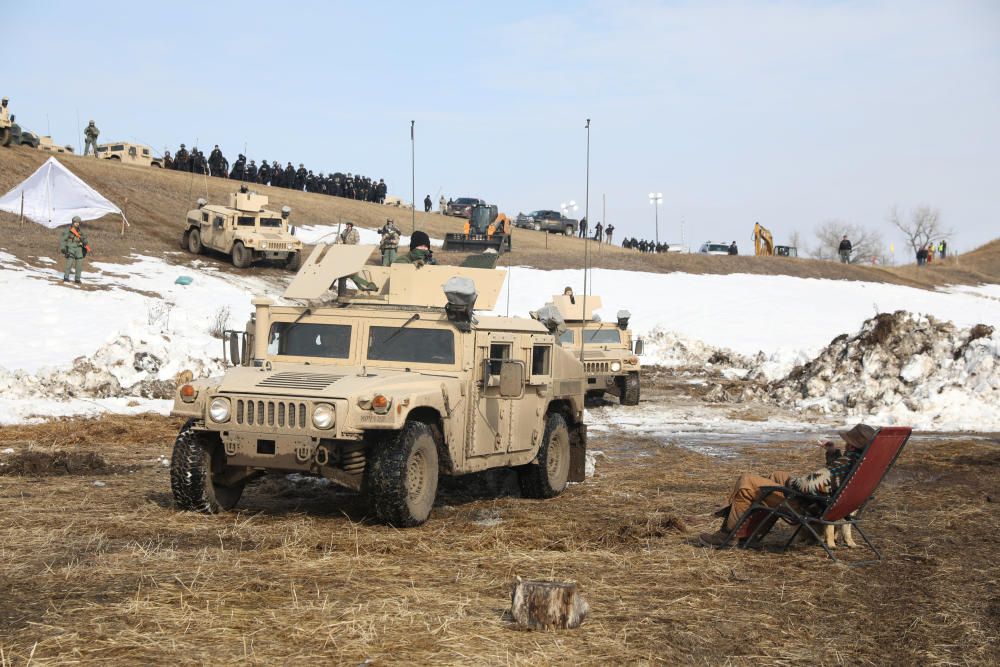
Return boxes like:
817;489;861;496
37;136;75;154
95;141;163;167
182;188;304;270
170;246;588;526
551;294;642;405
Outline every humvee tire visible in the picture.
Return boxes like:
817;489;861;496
620;372;640;406
285;250;302;271
365;420;439;527
180;229;190;250
170;419;246;513
0;128;10;147
518;412;570;498
187;228;203;254
232;241;251;268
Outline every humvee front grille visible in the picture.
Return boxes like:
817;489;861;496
586;362;611;374
256;372;344;391
260;241;292;250
235;398;308;429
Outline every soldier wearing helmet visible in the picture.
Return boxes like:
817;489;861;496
83;120;100;157
60;216;91;284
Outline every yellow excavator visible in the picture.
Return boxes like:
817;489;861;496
753;222;775;256
443;204;512;253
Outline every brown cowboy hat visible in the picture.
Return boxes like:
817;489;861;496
839;424;876;450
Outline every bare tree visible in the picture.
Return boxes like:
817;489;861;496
810;220;887;264
788;230;803;253
887;205;951;256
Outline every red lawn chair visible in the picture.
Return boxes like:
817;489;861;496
727;426;912;562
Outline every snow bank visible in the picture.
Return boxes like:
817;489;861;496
294;224;443;247
751;312;1000;431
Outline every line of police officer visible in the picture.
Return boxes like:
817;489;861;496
162;143;387;203
622;238;672;253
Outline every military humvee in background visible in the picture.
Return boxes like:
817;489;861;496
96;142;163;167
551;294;642;405
37;136;75;154
182;188;303;270
170;245;588;526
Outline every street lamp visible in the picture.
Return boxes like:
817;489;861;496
560;200;579;220
648;192;662;245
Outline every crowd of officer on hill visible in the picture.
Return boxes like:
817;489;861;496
621;238;672;253
161;143;387;203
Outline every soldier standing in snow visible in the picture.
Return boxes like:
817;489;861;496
60;217;90;284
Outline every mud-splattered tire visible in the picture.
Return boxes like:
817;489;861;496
285;250;302;271
364;421;439;527
187;228;203;254
232;241;251;268
170;419;245;513
518;412;571;499
620;372;640;406
180;229;190;250
0;128;11;147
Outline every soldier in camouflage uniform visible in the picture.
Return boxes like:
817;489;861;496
83;120;100;157
337;222;377;291
378;218;400;266
60;217;90;283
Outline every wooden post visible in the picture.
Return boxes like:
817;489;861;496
120;197;128;237
510;577;589;630
19;192;24;226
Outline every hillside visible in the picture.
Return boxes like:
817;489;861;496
1;146;997;287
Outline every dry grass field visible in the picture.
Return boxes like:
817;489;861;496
1;380;998;664
3;146;995;286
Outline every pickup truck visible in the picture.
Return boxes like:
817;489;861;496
514;210;578;235
445;197;486;219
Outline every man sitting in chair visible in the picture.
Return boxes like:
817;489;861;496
700;424;875;547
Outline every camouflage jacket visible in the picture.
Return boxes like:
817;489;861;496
60;226;90;259
339;228;360;245
379;227;400;250
84;124;99;139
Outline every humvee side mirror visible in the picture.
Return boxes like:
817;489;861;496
499;361;525;398
241;334;254;366
229;332;241;366
633;338;644;356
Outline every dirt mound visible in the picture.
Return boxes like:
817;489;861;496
744;311;1000;428
0;449;110;476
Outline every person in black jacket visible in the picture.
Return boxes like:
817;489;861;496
728;241;738;255
838;236;852;263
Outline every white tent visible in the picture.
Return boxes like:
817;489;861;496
0;157;128;229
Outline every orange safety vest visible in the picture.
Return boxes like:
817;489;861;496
463;221;470;235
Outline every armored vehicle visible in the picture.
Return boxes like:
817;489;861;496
182;188;303;270
170;245;588;526
552;294;642;405
442;203;513;253
1;116;39;148
37;136;75;154
96;142;163;167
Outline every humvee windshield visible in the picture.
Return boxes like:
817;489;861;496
259;218;282;228
268;322;351;359
583;328;621;344
238;216;256;226
367;326;455;364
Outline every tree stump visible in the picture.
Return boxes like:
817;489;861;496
510;577;589;630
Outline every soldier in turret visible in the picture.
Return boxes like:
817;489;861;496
83;120;100;157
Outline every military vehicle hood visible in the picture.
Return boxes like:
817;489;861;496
215;365;456;398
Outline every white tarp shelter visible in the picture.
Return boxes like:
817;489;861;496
0;157;127;229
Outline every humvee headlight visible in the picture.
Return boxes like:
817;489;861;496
610;361;622;372
627;356;639;366
209;397;231;423
312;403;336;430
372;394;391;414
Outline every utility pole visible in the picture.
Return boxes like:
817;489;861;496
580;118;591;363
649;192;662;246
410;120;416;233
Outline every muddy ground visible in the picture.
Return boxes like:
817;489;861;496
0;372;998;664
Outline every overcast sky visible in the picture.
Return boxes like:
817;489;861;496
4;1;998;254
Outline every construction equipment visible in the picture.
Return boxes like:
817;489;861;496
442;203;513;253
753;222;775;256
